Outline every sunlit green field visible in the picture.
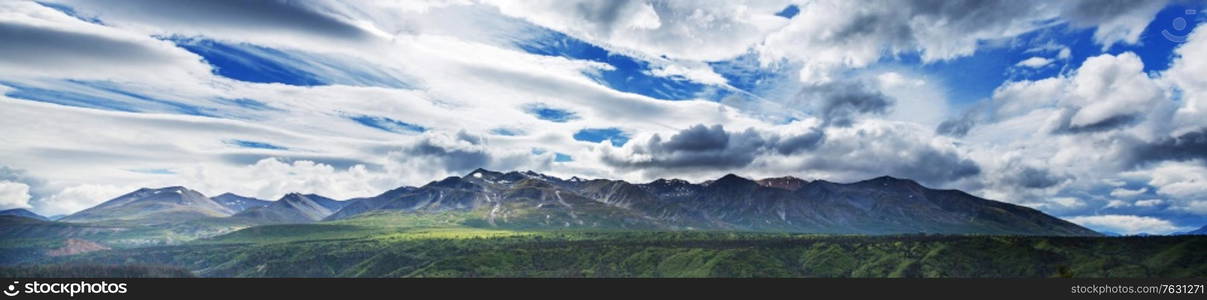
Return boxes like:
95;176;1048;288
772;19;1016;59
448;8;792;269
5;212;1207;278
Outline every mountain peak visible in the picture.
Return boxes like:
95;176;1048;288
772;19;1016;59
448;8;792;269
0;208;48;221
859;175;921;187
707;174;757;190
757;176;808;191
467;168;502;179
715;173;751;183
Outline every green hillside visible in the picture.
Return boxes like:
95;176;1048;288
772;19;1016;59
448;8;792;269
19;212;1205;278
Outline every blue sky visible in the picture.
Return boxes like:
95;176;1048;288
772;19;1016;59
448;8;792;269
1;0;1207;235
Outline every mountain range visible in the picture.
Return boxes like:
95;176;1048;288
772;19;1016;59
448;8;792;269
33;169;1099;236
0;208;49;221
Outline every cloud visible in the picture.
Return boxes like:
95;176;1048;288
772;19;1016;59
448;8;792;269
603;120;979;186
1009;166;1066;189
945;52;1165;137
1061;0;1168;48
0;1;210;82
1135;199;1164;207
792;80;894;127
39;184;129;216
45;0;381;46
0;0;1196;224
758;0;1163;84
1127;127;1207;167
1145;162;1207;200
0;181;32;209
1109;187;1148;198
398;130;545;174
1016;57;1054;68
1065;214;1186;235
1105;200;1129;209
601;124;774;171
489;0;790;61
1061;52;1163;130
1165;25;1207;130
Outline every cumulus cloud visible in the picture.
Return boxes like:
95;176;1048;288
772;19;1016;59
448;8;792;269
1061;0;1168;48
759;0;1163;84
1145;162;1207;200
0;0;1200;227
1065;214;1186;235
603;120;979;186
942;52;1166;137
0;181;32;209
1127;128;1207;168
601;124;785;171
792;81;894;127
39;184;129;215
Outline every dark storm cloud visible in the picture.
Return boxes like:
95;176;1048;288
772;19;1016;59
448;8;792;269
936;114;977;138
1001;164;1065;189
407;140;492;174
898;147;982;184
1051;109;1141;135
798;135;982;185
795;81;893;127
603;123;979;185
1128;127;1207;167
654;124;731;152
606;124;768;170
768;128;825;155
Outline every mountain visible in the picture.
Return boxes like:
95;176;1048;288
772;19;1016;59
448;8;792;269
0;208;48;221
756;176;809;191
1177;225;1207;235
59;187;233;225
233;193;349;223
210;193;272;213
321;169;1098;236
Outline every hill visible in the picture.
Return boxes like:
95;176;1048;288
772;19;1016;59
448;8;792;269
59;187;233;225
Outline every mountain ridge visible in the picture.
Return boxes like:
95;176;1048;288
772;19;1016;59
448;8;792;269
54;170;1100;236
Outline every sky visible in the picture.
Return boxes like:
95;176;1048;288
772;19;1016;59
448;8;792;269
1;0;1205;235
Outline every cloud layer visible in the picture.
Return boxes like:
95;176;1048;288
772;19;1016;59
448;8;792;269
0;0;1204;234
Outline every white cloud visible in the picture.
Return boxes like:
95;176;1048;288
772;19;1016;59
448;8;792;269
1016;57;1053;68
0;181;32;210
1134;199;1165;207
1146;162;1207;200
40;184;129;216
0;1;211;83
488;0;790;61
1109;187;1148;198
1065;52;1163;129
1165;25;1207;130
1105;199;1129;209
0;0;1196;224
1065;214;1187;235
